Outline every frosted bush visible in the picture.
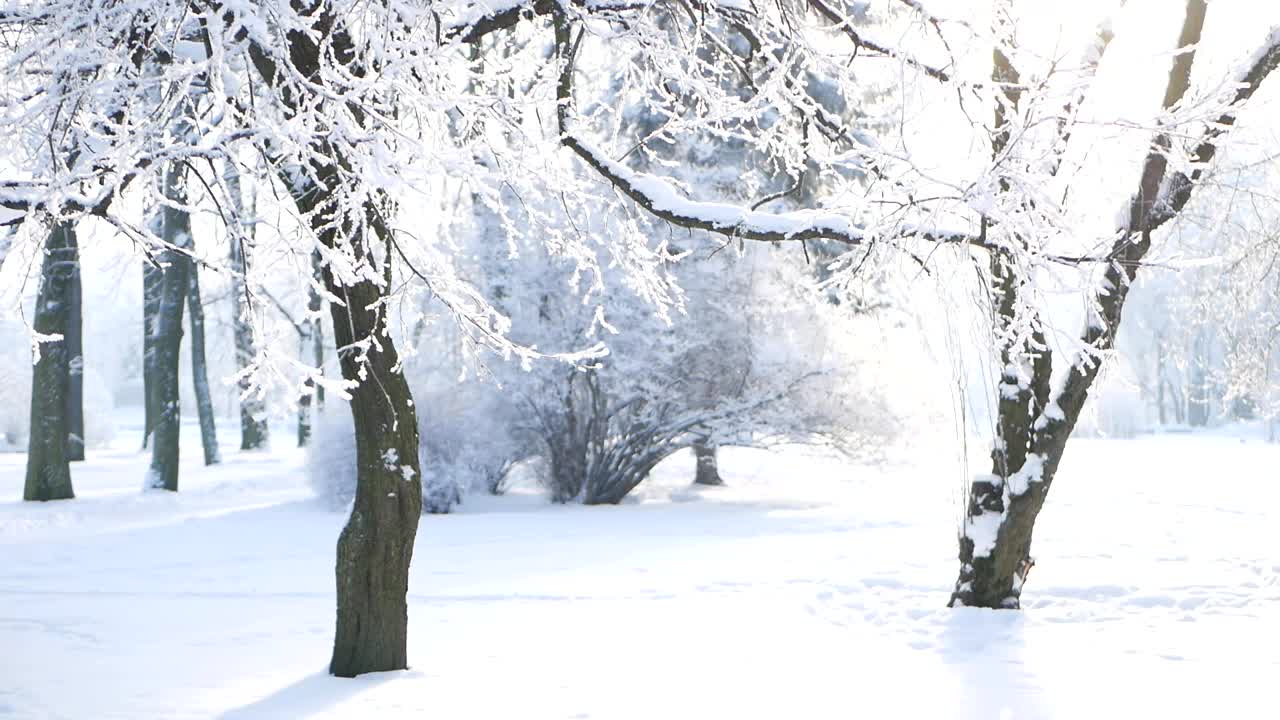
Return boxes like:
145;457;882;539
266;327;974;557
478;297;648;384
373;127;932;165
306;408;358;510
306;386;527;513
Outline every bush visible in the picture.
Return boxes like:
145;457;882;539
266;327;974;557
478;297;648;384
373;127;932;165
306;408;358;510
306;383;530;513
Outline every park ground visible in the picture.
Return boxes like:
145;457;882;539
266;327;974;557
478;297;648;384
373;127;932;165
2;412;1278;719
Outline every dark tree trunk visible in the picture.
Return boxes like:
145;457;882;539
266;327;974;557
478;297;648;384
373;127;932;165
239;0;437;678
297;332;313;447
225;164;270;451
24;223;78;502
65;250;85;462
146;164;193;492
142;260;162;449
950;0;1212;609
251;96;422;676
322;263;421;677
692;440;723;486
188;264;221;465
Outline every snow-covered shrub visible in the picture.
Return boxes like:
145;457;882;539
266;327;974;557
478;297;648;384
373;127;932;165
306;408;358;510
414;381;529;502
305;383;533;513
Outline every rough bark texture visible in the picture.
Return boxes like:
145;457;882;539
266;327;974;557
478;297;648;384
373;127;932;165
293;188;421;676
141;260;161;449
225;165;270;451
693;440;723;486
188;265;221;465
146;165;193;492
65;253;84;462
238;6;424;676
950;0;1229;609
24;223;78;502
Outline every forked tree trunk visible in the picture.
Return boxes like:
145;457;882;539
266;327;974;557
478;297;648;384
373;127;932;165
950;0;1217;609
693;440;723;486
65;254;84;462
146;164;193;492
188;265;221;465
24;223;79;501
225;164;270;451
142;260;161;449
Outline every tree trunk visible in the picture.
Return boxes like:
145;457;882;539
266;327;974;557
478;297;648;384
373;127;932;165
24;223;78;502
188;264;221;465
142;260;161;449
693;440;723;486
146;164;193;492
1156;343;1167;426
266;142;422;677
65;250;85;462
225;164;270;451
297;249;327;447
297;329;313;447
313;249;327;412
949;0;1211;609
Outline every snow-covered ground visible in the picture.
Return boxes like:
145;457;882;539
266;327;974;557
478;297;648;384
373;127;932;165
2;415;1278;719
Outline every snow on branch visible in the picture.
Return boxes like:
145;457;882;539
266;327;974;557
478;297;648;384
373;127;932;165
549;8;975;249
807;0;953;82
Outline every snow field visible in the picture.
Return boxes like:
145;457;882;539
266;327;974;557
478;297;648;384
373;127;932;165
2;420;1278;719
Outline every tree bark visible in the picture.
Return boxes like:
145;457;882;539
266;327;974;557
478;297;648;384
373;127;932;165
188;264;221;465
225;164;270;451
693;440;723;486
239;10;425;670
65;249;85;462
146;164;193;492
950;0;1216;609
142;259;161;449
24;223;79;501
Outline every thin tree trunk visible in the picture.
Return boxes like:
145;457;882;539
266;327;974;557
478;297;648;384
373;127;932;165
225;164;269;451
146;163;193;492
298;253;324;446
312;253;326;413
297;329;313;447
24;223;78;501
1156;341;1167;426
65;251;84;462
188;264;221;465
693;440;723;486
142;260;161;449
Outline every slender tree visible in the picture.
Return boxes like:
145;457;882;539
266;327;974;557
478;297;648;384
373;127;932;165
141;260;161;449
224;164;269;451
188;263;221;465
24;223;79;501
297;251;324;446
145;163;193;492
65;249;84;462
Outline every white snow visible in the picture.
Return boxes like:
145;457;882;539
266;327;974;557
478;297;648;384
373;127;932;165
2;417;1279;719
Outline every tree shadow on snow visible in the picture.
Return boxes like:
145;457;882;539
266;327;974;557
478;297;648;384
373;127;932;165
215;669;408;719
